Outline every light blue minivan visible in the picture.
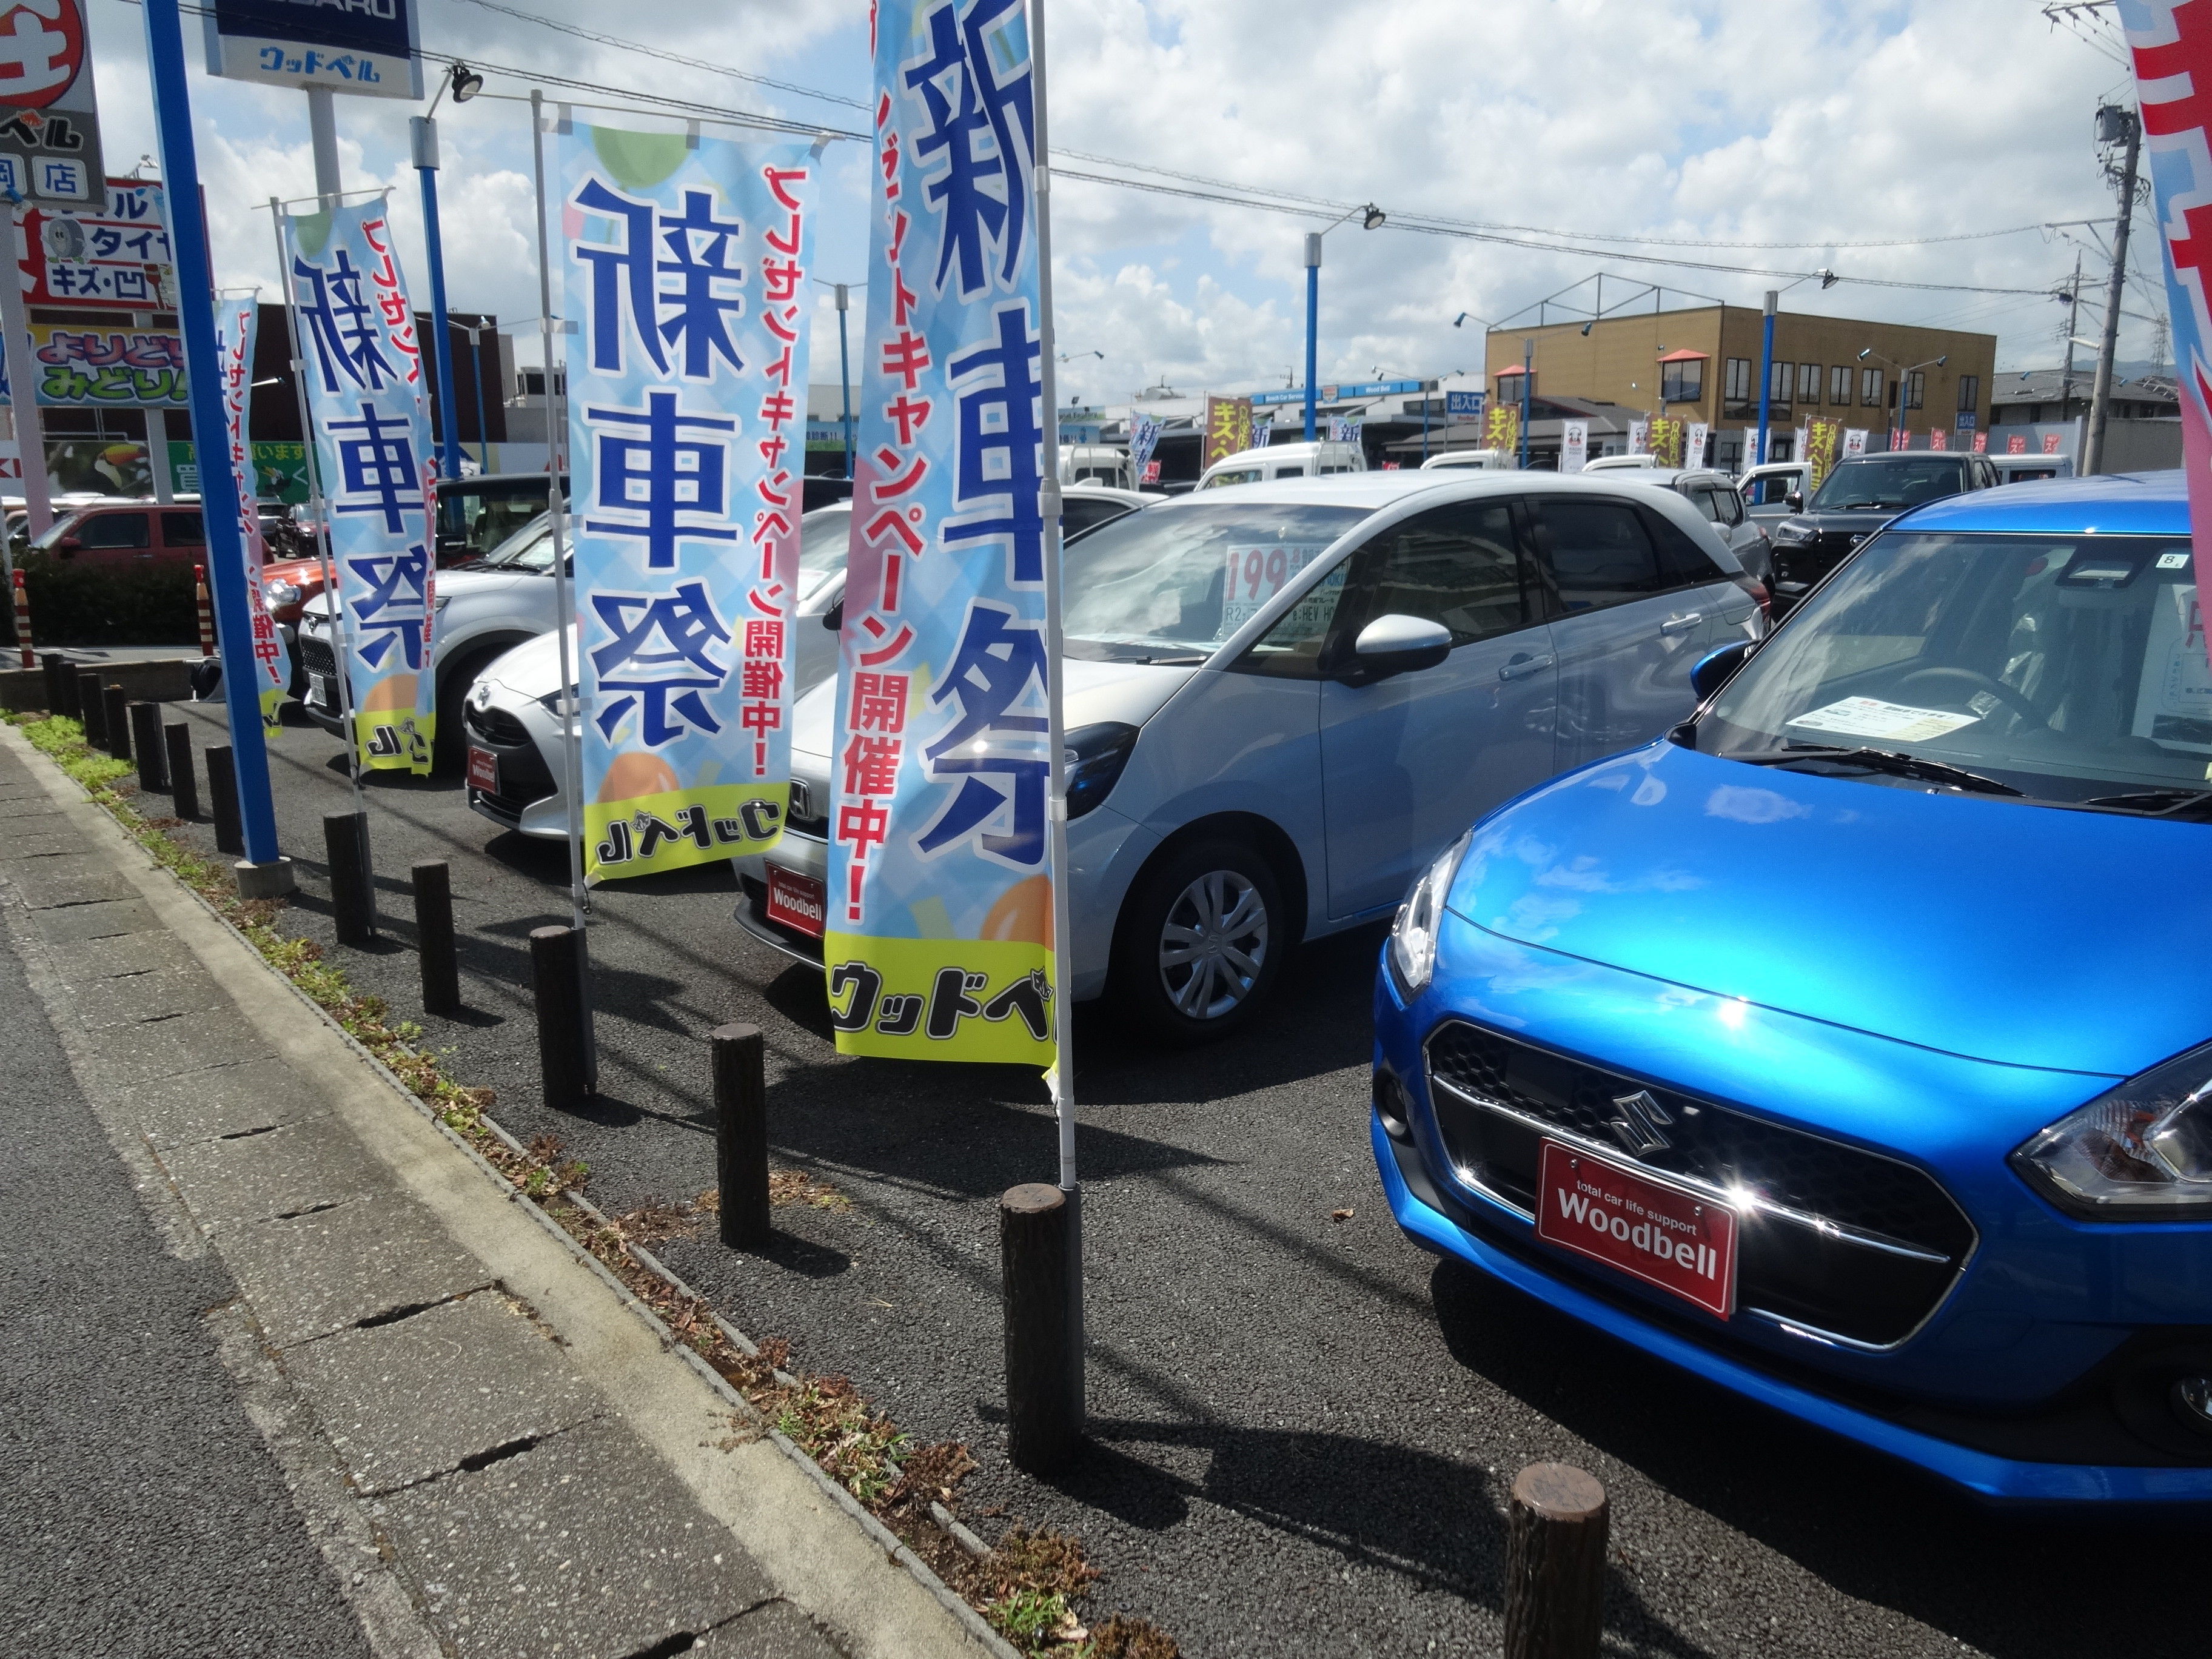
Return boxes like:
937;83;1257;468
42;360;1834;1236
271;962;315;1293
735;471;1763;1037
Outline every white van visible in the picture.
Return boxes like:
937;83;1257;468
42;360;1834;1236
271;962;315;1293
1989;451;2075;486
1198;440;1366;490
1417;448;1516;472
1585;454;1666;472
1059;444;1133;488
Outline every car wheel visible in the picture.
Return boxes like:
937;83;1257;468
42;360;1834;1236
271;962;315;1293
434;647;503;773
1112;839;1286;1043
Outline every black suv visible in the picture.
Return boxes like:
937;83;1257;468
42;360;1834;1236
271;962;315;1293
1767;451;1999;614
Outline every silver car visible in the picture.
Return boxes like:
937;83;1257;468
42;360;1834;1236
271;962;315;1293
734;471;1763;1039
1614;467;1773;586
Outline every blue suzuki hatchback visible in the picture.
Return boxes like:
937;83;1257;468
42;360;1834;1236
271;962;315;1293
1373;469;2212;1501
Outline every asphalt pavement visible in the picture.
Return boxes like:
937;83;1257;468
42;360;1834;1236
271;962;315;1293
150;697;2212;1659
0;790;372;1657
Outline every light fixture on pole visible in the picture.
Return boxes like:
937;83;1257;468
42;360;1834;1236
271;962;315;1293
1858;346;1946;451
1304;203;1385;441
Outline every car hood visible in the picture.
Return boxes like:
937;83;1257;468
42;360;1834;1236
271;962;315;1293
485;624;572;692
303;564;530;620
1448;742;2212;1078
1778;508;1902;535
791;654;1197;760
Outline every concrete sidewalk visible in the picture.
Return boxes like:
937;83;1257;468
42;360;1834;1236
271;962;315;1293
0;723;1005;1659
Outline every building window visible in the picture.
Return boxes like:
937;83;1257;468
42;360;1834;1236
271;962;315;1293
1956;374;1979;415
1769;360;1791;403
1830;364;1850;404
1797;362;1820;402
1725;358;1751;401
1908;372;1926;410
1860;366;1883;406
1661;358;1703;403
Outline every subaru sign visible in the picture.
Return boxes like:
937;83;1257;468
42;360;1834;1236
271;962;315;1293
204;0;424;99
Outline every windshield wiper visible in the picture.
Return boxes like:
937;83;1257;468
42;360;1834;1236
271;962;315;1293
1733;745;2024;796
2080;788;2212;820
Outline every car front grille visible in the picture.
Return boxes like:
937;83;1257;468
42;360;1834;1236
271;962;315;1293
463;702;533;747
1422;1019;1976;1349
297;635;338;679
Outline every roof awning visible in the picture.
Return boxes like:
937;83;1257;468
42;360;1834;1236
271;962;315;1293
1491;364;1527;377
1656;348;1710;363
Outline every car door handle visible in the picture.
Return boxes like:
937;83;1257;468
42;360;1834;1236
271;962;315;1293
1498;652;1554;682
1660;612;1703;635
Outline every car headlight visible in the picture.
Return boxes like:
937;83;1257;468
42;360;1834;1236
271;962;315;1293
537;686;579;719
2012;1041;2212;1218
264;577;301;606
1772;521;1813;545
1387;829;1473;999
1064;722;1137;820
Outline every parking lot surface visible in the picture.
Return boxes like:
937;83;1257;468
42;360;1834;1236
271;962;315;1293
159;700;2212;1658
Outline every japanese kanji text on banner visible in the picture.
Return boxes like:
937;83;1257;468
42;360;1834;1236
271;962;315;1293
216;297;289;729
826;0;1060;1069
2128;0;2212;677
283;202;437;773
558;125;818;883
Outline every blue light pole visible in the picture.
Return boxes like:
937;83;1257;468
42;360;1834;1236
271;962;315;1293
411;115;464;484
141;0;289;890
1302;203;1386;443
1757;288;1777;465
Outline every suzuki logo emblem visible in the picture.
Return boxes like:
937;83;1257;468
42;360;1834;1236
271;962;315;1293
1608;1089;1674;1156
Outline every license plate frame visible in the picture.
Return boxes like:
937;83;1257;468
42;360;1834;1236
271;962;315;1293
1533;1139;1738;1319
466;746;500;793
308;672;333;711
765;863;826;939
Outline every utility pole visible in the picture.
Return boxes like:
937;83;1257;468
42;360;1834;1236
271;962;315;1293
2060;250;2083;468
2085;102;2140;476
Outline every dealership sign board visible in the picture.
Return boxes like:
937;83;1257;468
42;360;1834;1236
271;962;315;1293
22;179;176;309
204;0;424;99
0;0;106;203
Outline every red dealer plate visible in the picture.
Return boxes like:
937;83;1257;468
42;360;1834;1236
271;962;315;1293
1533;1140;1737;1319
466;746;500;793
765;864;826;939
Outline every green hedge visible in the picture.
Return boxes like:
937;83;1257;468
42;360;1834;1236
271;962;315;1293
4;552;199;648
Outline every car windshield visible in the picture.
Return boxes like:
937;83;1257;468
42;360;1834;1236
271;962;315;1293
1061;501;1372;662
1698;530;2212;805
472;512;551;567
796;507;850;602
1809;457;1968;512
1202;469;1265;489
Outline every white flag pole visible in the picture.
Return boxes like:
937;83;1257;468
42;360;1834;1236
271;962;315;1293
529;89;598;1085
1027;0;1083;1416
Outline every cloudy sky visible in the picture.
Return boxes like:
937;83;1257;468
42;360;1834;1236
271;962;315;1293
79;0;2146;407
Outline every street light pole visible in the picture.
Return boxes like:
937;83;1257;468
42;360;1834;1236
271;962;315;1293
1757;289;1776;466
1303;233;1321;443
1519;338;1532;471
410;116;464;486
452;319;492;471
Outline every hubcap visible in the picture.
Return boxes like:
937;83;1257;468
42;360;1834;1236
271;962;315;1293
1157;869;1269;1021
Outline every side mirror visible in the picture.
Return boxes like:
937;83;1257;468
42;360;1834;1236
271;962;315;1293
1690;640;1755;702
1350;613;1452;680
57;535;81;555
823;598;843;631
1785;490;1803;512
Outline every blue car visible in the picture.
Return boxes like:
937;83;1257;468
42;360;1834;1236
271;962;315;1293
1373;469;2212;1502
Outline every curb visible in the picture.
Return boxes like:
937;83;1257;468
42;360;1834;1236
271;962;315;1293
0;719;1022;1659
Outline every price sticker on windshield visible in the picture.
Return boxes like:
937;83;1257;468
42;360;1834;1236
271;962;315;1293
1786;696;1980;742
1219;543;1337;638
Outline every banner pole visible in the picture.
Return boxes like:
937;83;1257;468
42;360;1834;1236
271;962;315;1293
270;201;366;828
529;89;597;1087
1026;0;1083;1423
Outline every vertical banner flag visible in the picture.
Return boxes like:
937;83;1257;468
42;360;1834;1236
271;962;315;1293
1972;431;1989;454
1806;417;1842;492
1928;427;1949;452
558;124;818;883
1647;418;1683;467
1844;427;1869;458
1326;415;1363;444
1686;421;1709;471
215;297;289;729
1627;417;1649;455
1202;394;1253;466
2008;434;2029;454
1128;411;1162;475
826;0;1059;1067
1560;419;1587;472
1483;400;1518;456
2043;433;2063;455
283;203;437;773
2130;4;2212;664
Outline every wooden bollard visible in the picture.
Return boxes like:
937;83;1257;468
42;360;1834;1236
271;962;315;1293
1002;1182;1081;1474
528;925;592;1112
412;860;460;1015
102;686;130;762
164;723;198;819
41;652;69;715
128;702;166;792
206;745;242;856
77;671;107;745
323;809;375;945
711;1023;770;1250
1503;1463;1609;1659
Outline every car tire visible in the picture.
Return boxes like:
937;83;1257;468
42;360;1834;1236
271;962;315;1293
434;646;504;773
1111;838;1287;1044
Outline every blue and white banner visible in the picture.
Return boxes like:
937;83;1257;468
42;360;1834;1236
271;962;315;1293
558;125;819;882
825;0;1059;1069
215;296;289;729
283;201;437;773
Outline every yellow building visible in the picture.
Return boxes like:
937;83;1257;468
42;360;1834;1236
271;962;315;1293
1484;303;1998;471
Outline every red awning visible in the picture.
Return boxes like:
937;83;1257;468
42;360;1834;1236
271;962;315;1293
1656;348;1710;362
1492;364;1528;377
